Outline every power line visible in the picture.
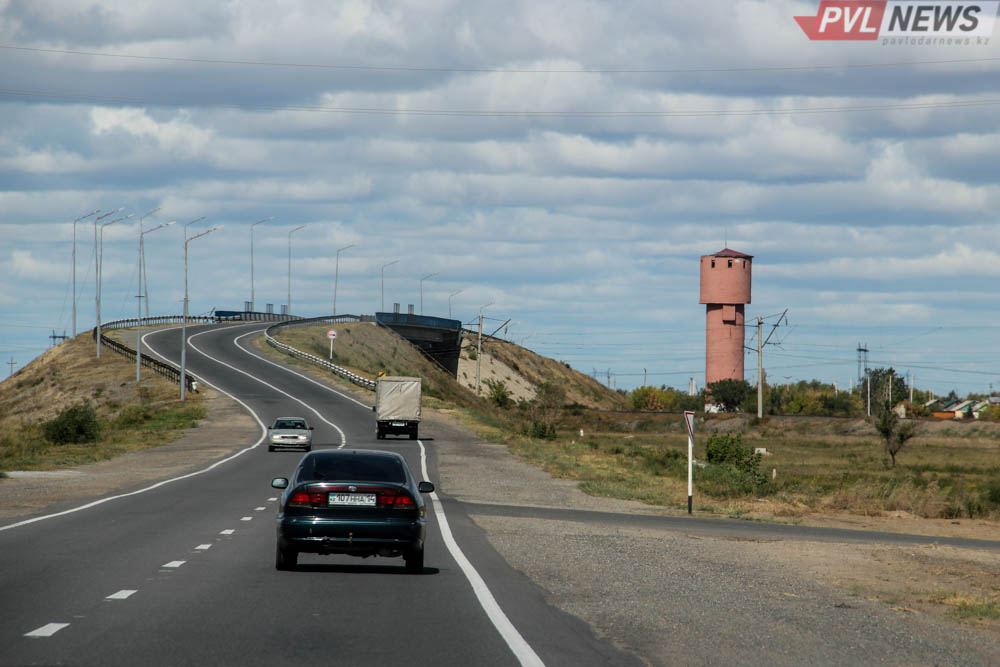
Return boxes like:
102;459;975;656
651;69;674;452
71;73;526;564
3;44;998;74
2;87;999;118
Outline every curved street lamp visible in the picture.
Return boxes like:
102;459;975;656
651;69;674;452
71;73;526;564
333;243;355;316
287;225;306;316
380;260;399;313
96;212;133;357
71;209;100;336
419;272;439;315
181;225;221;400
136;217;174;381
448;290;463;319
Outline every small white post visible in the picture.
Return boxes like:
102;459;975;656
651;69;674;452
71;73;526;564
684;410;695;515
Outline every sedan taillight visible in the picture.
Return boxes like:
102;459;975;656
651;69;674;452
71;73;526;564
288;490;312;507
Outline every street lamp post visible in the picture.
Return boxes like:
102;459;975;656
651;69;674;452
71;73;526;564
448;289;462;319
333;243;355;316
419;272;439;315
380;260;399;313
96;213;133;357
136;216;173;381
250;217;274;312
93;208;123;353
287;225;306;316
71;209;100;336
181;226;221;400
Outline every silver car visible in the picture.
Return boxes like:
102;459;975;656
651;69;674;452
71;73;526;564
267;417;314;452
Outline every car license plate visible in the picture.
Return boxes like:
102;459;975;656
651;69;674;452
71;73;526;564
391;422;406;427
329;493;376;507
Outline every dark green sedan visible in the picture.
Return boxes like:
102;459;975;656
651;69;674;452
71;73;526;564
271;449;434;573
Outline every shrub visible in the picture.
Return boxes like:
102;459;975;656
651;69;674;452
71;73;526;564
702;433;771;496
484;379;513;409
43;402;100;444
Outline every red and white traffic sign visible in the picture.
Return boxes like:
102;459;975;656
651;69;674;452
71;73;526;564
327;330;337;339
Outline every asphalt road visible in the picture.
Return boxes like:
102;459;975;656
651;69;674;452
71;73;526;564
0;323;640;667
2;322;999;666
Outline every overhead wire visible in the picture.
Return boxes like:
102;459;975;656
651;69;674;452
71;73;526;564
3;44;998;74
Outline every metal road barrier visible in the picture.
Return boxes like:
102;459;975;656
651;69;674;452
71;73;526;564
93;316;205;391
265;315;378;390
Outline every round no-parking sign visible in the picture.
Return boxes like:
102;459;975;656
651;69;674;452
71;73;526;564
327;330;337;340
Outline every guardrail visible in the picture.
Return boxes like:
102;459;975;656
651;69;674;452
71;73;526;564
93;316;206;391
265;315;378;390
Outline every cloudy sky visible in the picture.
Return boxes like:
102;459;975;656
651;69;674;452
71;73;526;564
2;0;999;396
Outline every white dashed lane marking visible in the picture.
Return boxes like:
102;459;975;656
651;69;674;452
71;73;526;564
25;623;69;638
195;544;212;551
162;561;186;569
268;497;278;502
254;506;266;511
106;590;137;600
241;516;252;521
220;529;235;535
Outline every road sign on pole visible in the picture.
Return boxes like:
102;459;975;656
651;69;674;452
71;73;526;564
684;411;695;515
328;330;337;359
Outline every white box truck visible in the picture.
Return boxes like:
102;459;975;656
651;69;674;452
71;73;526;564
374;376;421;440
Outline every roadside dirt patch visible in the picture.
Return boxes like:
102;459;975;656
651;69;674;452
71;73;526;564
0;387;259;520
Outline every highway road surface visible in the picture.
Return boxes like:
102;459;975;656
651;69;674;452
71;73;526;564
0;323;639;666
2;322;999;665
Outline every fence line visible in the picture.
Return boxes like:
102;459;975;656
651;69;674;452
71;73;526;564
93;316;210;392
265;315;377;390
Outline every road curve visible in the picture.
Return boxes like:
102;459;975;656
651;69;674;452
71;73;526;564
0;323;640;667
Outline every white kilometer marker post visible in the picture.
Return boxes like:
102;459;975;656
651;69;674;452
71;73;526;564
106;590;137;600
25;623;69;638
195;544;212;551
684;410;695;515
220;529;235;535
162;560;186;569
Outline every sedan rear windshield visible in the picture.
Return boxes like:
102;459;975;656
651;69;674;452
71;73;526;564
297;456;406;483
274;420;306;429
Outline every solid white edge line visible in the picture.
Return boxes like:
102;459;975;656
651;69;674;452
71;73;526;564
417;439;545;667
187;328;349;449
0;325;268;533
231;330;373;410
25;622;70;637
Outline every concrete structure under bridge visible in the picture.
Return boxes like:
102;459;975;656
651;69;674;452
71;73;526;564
375;312;463;377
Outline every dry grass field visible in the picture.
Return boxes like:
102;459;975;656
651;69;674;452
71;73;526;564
0;332;205;472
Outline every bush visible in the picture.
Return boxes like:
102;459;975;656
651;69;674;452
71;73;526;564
702;433;771;496
43;402;100;444
484;379;513;409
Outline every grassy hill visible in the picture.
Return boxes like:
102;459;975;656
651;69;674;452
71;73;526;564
267;321;627;411
0;333;205;472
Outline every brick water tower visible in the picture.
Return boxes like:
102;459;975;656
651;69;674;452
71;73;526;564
699;248;752;386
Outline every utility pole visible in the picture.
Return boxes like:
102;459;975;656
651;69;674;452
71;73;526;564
757;316;763;419
476;312;483;394
7;357;15;378
754;310;786;419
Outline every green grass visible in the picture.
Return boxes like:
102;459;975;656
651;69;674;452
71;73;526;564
0;401;206;472
951;599;1000;620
